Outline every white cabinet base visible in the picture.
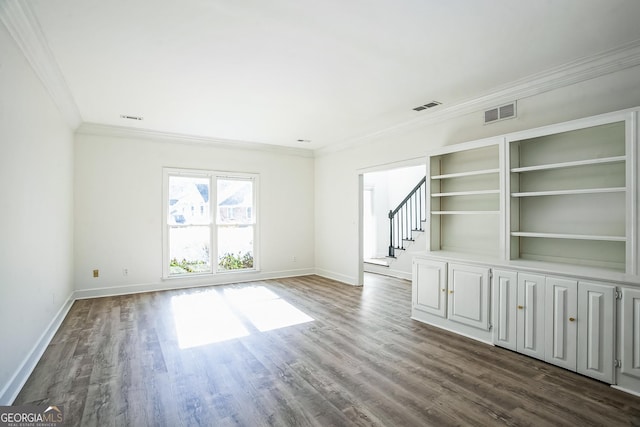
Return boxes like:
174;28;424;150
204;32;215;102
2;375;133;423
410;309;493;345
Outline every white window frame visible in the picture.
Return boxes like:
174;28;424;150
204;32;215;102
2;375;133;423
162;167;259;279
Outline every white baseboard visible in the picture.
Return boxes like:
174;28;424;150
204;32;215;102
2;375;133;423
611;385;640;398
363;264;411;281
74;268;316;299
0;292;75;405
314;268;359;286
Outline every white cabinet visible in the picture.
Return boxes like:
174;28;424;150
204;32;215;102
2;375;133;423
411;258;492;343
492;269;518;351
412;258;447;318
494;273;615;382
516;273;546;360
544;277;578;370
414;258;622;386
577;281;615;383
621;287;640;379
447;263;490;330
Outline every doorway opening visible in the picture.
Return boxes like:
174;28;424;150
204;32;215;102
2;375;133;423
360;163;426;283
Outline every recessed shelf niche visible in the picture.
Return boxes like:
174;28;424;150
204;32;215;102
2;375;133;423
429;143;501;257
508;120;628;271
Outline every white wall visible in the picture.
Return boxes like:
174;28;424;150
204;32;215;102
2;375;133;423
315;66;640;285
74;133;315;297
0;25;75;403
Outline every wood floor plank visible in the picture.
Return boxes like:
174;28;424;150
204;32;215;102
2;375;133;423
13;273;640;426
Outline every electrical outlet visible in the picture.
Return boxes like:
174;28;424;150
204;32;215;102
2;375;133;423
93;269;99;278
123;268;128;276
292;256;297;262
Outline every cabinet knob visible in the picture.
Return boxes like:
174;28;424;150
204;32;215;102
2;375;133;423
449;290;454;294
569;317;576;322
441;288;446;292
517;305;524;310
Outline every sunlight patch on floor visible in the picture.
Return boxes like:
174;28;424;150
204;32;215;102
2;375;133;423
171;291;249;349
171;286;314;349
224;286;314;332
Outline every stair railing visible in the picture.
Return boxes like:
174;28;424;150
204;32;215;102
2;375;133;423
388;177;427;257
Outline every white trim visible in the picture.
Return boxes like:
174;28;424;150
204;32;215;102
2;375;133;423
314;268;359;286
0;292;75;405
0;1;82;129
363;264;412;281
77;122;314;158
629;111;638;275
316;39;640;157
74;269;316;300
612;385;640;398
356;156;426;175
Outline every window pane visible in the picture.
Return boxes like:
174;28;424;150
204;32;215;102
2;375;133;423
168;176;210;225
169;226;211;275
217;225;254;271
217;179;253;224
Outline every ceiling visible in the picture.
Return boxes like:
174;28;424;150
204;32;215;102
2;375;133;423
10;1;640;150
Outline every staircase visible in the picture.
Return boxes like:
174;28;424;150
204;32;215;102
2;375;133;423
364;176;427;280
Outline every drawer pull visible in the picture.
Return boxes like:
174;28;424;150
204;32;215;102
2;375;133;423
569;317;576;322
517;305;524;310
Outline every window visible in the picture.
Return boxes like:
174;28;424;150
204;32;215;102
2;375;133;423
163;168;257;277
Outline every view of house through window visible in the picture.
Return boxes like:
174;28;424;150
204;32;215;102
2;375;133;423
165;169;256;276
217;178;254;271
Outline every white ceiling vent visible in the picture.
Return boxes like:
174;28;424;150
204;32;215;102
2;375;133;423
120;114;143;121
484;102;516;124
413;101;441;112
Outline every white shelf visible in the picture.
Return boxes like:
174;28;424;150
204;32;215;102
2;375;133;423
510;155;626;173
511;232;626;242
431;168;500;180
432;211;500;215
432;189;500;197
511;187;626;197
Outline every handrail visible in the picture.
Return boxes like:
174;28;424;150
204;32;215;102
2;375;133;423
390;177;426;215
388;176;427;257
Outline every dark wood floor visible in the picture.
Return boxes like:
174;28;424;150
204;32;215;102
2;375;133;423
15;273;640;426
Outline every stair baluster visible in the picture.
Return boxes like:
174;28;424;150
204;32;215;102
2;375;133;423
388;176;427;258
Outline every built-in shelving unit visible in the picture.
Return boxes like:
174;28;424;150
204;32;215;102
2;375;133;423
508;119;630;272
423;108;636;275
428;141;503;256
416;107;640;396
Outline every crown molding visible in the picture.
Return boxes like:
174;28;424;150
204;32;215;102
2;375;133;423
76;122;315;158
0;0;82;129
316;38;640;157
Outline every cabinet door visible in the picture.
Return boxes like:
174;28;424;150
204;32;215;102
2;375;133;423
517;273;545;360
492;269;518;351
447;263;490;330
545;277;578;371
412;258;447;318
577;281;615;384
621;287;640;379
